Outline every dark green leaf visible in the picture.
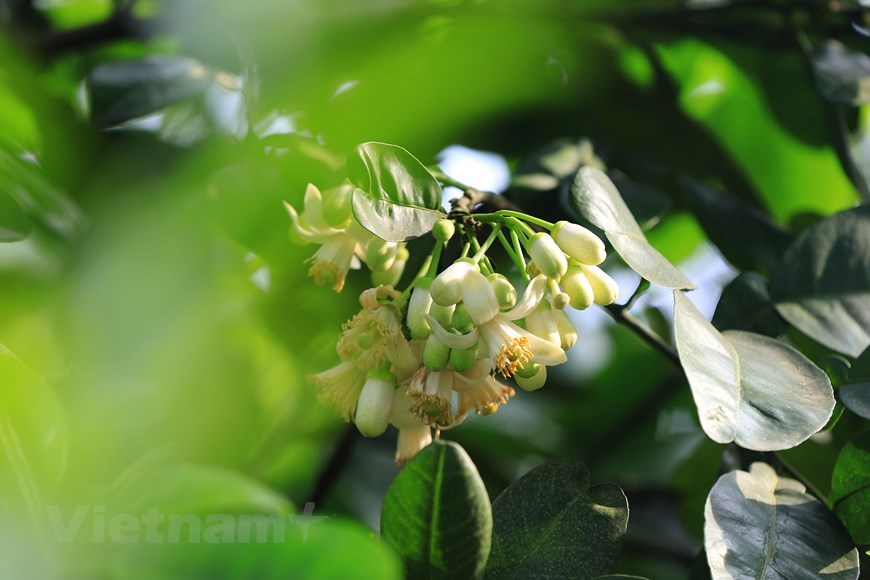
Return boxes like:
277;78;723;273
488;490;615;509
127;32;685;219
571;166;694;289
0;190;31;242
381;440;491;580
486;460;628;579
87;57;215;126
705;462;859;579
610;174;672;231
679;177;792;272
348;142;443;211
513;138;602;191
849;346;870;381
712;272;788;337
838;383;870;420
831;431;870;545
352;188;445;242
812;41;870;106
770;205;870;358
674;291;834;450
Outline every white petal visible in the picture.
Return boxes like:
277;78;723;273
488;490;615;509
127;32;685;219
424;314;479;350
503;275;548;320
461;270;499;325
527;331;568;366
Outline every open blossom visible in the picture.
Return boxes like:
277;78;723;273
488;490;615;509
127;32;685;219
307;359;366;422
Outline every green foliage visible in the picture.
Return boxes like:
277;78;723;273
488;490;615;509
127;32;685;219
831;432;870;545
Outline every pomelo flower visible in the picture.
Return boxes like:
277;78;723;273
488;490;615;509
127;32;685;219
337;302;403;372
307;359;366;422
456;375;515;416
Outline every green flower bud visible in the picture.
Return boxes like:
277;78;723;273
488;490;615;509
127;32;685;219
581;264;619;306
432;219;455;243
561;265;595;310
423;334;451;371
371;246;409;287
449;342;478;372
553;308;577;350
430;259;475;306
488;273;517;310
515;364;547;391
451;303;475;334
408;282;434;340
551;220;606;266
528;232;568;280
355;369;396;437
321;185;354;227
430;302;454;328
366;238;399;272
552;292;570;310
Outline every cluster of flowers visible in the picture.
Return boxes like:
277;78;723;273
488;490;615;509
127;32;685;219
285;184;619;464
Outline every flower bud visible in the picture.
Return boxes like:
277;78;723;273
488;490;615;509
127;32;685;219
551;221;606;266
581;264;619;306
432;219;455;243
321;185;354;227
488;274;517;310
553;309;577;350
525;261;541;278
528;232;568;280
552;292;570;310
355;369;396;437
451;303;474;334
449;342;478;373
462;270;499;325
515;364;547;391
423;333;451;371
366;238;399;271
371;246;409;287
430;302;454;328
560;265;595;310
408;281;434;340
524;302;560;347
430;259;475;306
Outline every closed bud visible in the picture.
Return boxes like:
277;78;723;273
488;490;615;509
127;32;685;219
451;303;474;334
430;302;454;328
366;238;399;272
515;364;547;391
321;185;354;227
432;219;455;243
488;274;517;310
528;232;568;280
430;259;475;306
524;302;560;347
423;334;451;371
553;309;578;350
355;369;396;437
551;221;606;265
552;292;570;310
462;270;499;325
581;264;619;306
371;246;408;286
449;342;479;372
561;265;595;310
408;282;434;340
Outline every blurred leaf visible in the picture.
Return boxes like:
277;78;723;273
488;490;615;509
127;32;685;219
381;440;491;580
674;291;834;451
87;57;215;126
571;167;694;289
831;431;870;545
0;190;31;242
486;459;628;579
679;178;792;272
838;383;870;420
812;41;870;106
348;142;443;211
352;189;445;242
712;272;788;337
770;205;870;358
705;462;859;580
849;346;870;381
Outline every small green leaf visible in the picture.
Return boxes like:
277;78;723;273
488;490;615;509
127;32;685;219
571;166;694;289
812;41;870;106
486;460;628;579
831;431;870;545
674;291;834;451
348;142;443;211
0;190;31;242
706;462;859;579
712;272;788;337
381;440;491;580
352;188;445;242
770;205;870;358
838;383;870;420
87;57;215;126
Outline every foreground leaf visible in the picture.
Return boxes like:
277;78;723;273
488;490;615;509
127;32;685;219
770;205;870;358
712;271;788;337
838;383;870;420
352;188;445;242
674;291;834;450
486;460;628;579
705;462;859;580
831;431;870;545
348;142;443;211
571;166;694;289
381;440;491;579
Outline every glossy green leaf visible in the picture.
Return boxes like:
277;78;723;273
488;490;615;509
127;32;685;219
87;57;215;126
831;431;870;545
348;142;443;211
674;291;834;450
486;460;628;579
381;440;491;580
706;462;859;580
712;272;788;337
838;383;870;420
812;41;870;106
352;188;445;242
0;190;31;242
571;166;694;289
770;206;870;358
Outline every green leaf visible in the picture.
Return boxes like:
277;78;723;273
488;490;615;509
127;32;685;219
486;460;628;580
571;166;694;290
838;383;870;420
712;272;788;337
849;346;870;381
610;174;672;231
705;462;859;579
352;188;445;242
674;291;834;451
770;205;870;358
0;190;31;242
679;177;792;272
381;440;491;579
812;41;870;106
87;57;215;126
831;431;870;545
348;142;443;211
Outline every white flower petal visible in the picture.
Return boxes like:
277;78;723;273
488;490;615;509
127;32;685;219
503;275;548;320
462;270;499;325
424;313;479;350
527;331;568;366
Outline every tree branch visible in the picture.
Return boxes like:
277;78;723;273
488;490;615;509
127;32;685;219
305;425;359;506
